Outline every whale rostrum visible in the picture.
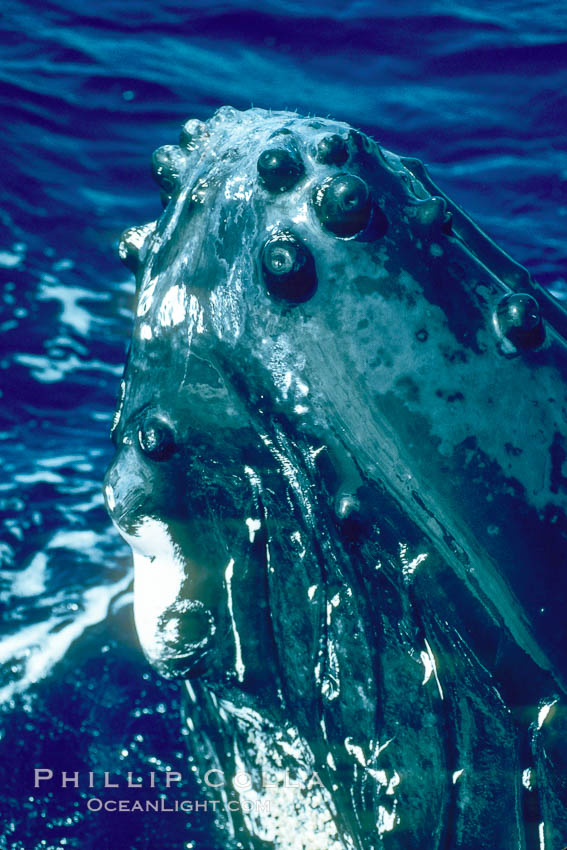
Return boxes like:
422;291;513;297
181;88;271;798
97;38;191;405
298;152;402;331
106;106;567;849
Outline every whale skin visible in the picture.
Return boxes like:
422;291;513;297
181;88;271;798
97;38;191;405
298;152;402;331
104;106;567;850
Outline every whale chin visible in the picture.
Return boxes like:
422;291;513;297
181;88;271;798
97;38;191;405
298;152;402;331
107;514;216;677
130;546;217;677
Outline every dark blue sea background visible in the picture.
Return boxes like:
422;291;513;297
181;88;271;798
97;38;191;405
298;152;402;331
1;1;566;848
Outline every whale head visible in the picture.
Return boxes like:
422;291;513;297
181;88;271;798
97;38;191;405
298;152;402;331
104;106;567;847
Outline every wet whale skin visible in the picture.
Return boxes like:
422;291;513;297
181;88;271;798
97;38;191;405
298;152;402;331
104;106;567;849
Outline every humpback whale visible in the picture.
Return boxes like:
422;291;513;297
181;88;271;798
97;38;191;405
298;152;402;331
104;106;567;849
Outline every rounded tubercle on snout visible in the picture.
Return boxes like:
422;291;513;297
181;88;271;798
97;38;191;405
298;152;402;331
313;173;387;240
154;599;216;679
494;292;545;351
315;133;349;166
137;412;177;461
257;144;305;193
261;229;317;303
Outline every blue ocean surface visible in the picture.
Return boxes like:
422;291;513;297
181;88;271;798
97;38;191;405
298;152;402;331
0;1;566;847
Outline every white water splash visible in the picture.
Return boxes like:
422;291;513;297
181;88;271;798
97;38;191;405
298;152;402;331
0;574;132;706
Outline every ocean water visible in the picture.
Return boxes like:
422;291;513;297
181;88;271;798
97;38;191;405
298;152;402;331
1;1;566;848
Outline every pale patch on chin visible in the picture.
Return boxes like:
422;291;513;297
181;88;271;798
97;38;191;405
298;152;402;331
133;550;186;665
117;518;185;665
